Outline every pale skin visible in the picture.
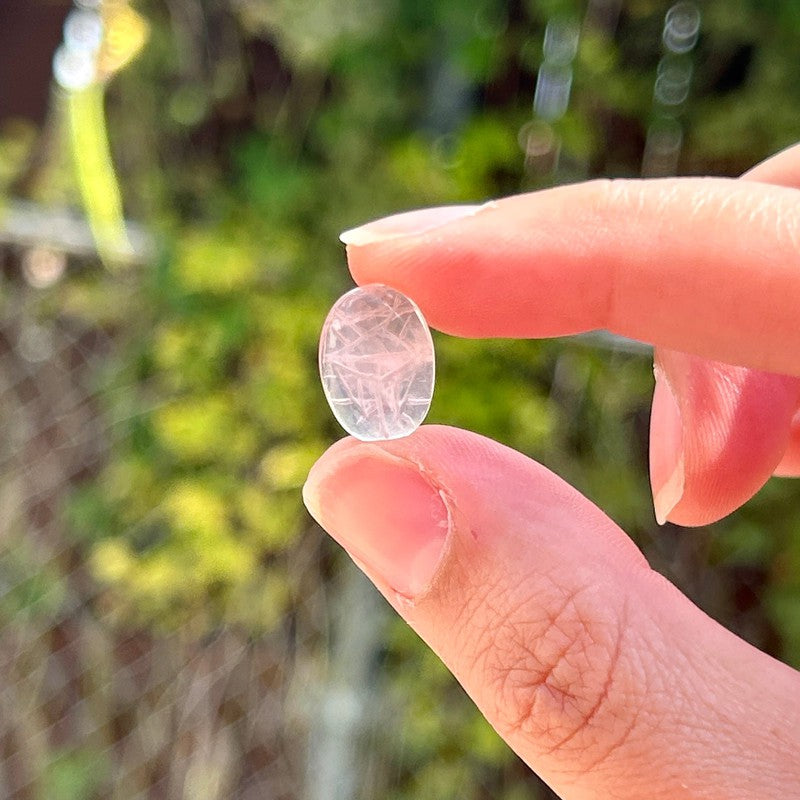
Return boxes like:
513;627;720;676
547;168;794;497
303;144;800;799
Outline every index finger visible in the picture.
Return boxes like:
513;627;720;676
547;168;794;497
342;177;800;375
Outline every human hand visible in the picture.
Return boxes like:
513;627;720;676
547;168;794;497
303;145;800;799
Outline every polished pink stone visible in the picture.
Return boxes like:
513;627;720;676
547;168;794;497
319;284;435;441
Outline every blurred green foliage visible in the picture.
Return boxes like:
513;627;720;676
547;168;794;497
83;223;329;631
41;748;110;800
4;0;800;797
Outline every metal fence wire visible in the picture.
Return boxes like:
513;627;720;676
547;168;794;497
0;246;313;800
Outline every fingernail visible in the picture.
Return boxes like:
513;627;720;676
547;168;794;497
340;205;483;246
302;448;450;598
651;369;685;525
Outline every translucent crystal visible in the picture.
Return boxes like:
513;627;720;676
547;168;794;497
319;284;435;441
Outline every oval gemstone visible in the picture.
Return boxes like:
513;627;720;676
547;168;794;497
319;284;435;441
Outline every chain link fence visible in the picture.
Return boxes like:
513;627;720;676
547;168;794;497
0;244;316;799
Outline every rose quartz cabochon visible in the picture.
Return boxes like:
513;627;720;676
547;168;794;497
319;284;435;441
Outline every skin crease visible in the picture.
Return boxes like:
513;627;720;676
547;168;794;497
304;145;800;799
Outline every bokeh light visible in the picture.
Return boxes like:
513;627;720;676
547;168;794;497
663;2;701;54
542;17;580;66
63;8;104;55
53;43;96;91
654;54;693;106
533;64;573;122
518;119;560;176
21;246;67;289
642;115;684;177
17;321;55;363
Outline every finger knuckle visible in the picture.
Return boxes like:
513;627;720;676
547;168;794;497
476;577;639;768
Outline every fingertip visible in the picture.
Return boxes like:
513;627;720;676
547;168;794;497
648;350;799;526
304;436;451;599
303;436;358;513
772;410;800;477
340;205;483;246
650;366;686;525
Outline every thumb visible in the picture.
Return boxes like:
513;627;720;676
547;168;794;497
304;426;800;800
